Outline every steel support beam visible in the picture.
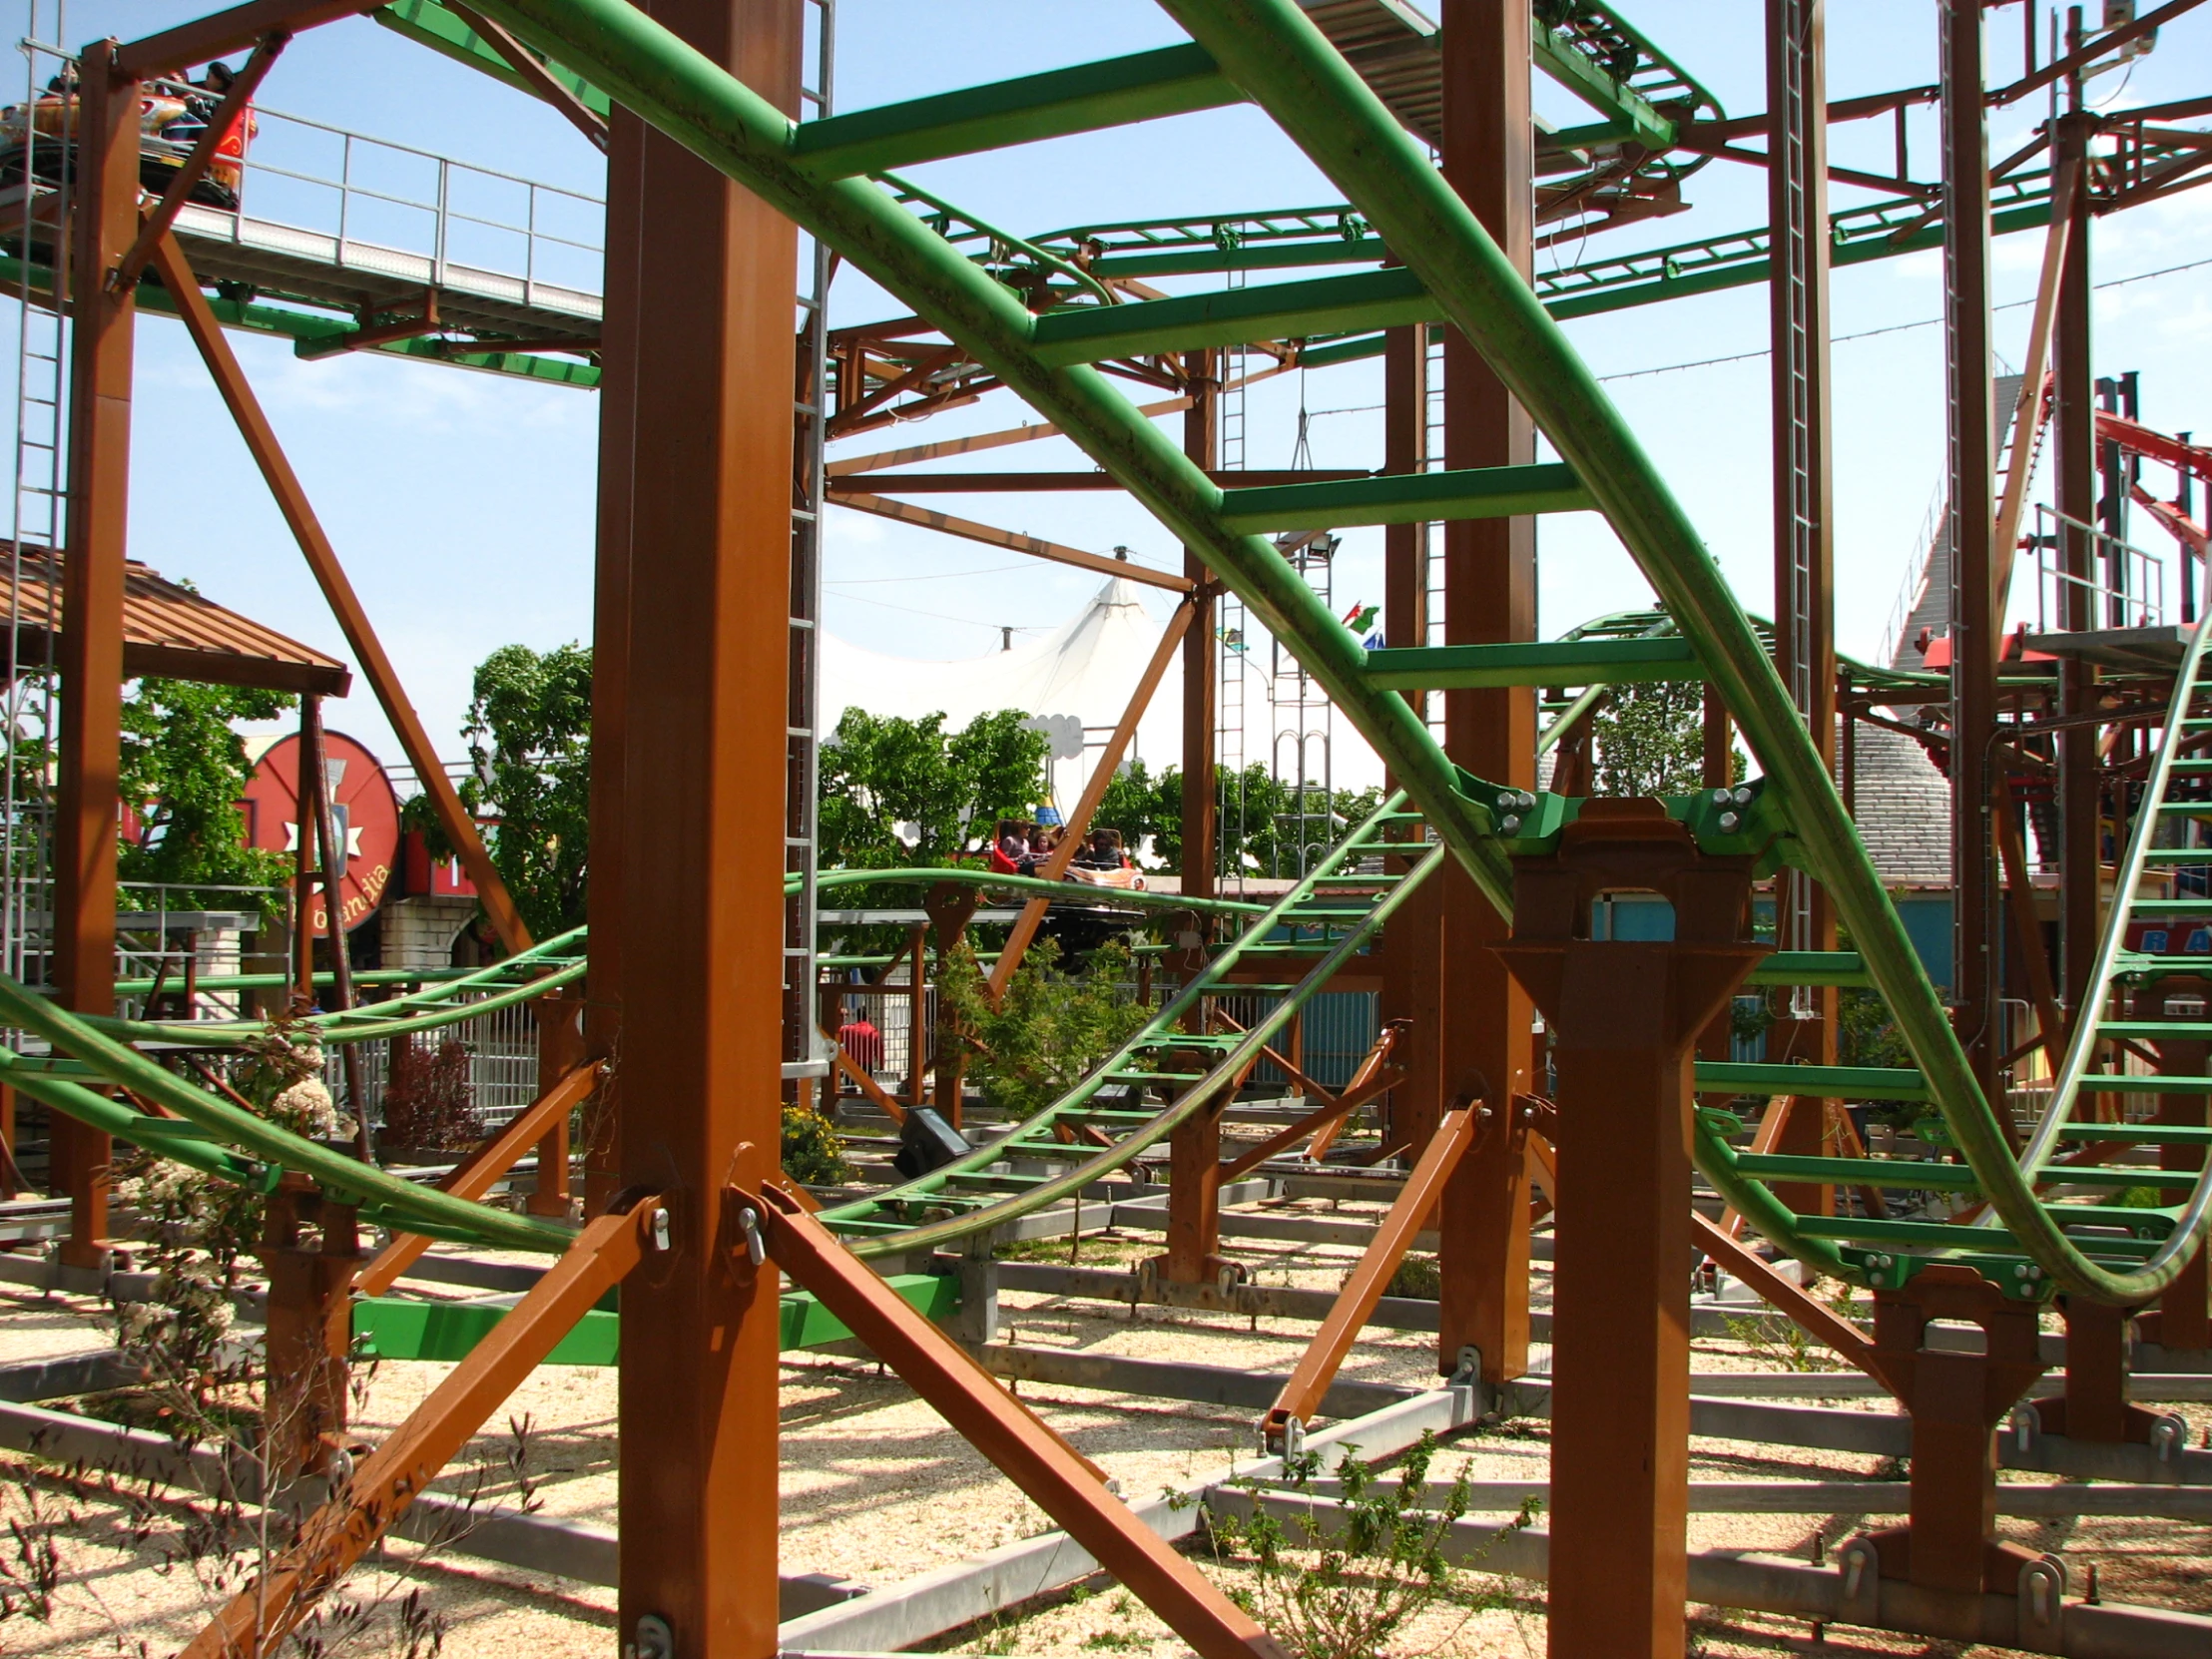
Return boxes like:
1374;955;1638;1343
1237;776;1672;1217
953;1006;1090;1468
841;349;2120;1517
582;100;645;1219
51;55;139;1272
258;1181;358;1477
1859;1266;2050;1610
1263;1105;1475;1446
148;236;534;956
1378;321;1442;1155
528;989;584;1216
1766;0;1841;1208
115;0;375;77
1942;0;2002;1107
2140;983;2212;1351
356;1061;601;1296
182;1201;654;1658
1178;347;1218;937
610;4;799;1652
1435;0;1536;1390
2054;106;2101;1016
756;1186;1288;1659
1494;803;1766;1659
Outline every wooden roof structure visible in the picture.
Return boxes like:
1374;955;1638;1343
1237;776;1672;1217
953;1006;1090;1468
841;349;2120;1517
0;543;351;697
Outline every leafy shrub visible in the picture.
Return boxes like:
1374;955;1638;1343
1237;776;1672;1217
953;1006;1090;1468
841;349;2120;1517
782;1103;853;1187
1212;1431;1531;1659
380;1037;482;1150
1384;1254;1439;1301
937;936;1154;1119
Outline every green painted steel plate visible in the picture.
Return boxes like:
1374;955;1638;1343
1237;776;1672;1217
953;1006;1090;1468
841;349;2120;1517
352;1274;961;1366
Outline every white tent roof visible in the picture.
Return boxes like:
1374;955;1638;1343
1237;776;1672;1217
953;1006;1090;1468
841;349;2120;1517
822;576;1382;800
824;577;1190;781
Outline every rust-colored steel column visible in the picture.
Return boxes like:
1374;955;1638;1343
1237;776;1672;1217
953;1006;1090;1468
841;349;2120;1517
582;100;645;1220
2053;107;2101;1014
1861;1266;2047;1597
1160;348;1222;1281
50;50;139;1271
301;694;370;1157
1436;0;1537;1387
1943;0;2002;1105
259;1181;359;1478
1765;0;1836;804
924;882;978;1122
2141;977;2212;1349
904;923;928;1108
611;1;800;1652
290;698;320;1007
1766;0;1840;1214
1491;802;1765;1659
529;989;583;1217
1378;321;1443;1155
1157;1084;1230;1287
2036;1296;2148;1442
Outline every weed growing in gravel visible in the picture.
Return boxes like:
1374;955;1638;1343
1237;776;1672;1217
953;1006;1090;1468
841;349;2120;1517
1209;1431;1535;1659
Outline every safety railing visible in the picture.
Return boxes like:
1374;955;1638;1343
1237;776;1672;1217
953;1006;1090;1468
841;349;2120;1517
2029;503;2166;633
148;76;605;318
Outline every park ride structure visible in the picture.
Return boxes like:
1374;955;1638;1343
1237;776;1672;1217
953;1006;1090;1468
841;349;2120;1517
3;2;2212;1658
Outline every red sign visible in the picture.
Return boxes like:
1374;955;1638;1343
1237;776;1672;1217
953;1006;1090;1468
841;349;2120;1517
241;732;400;934
402;830;478;898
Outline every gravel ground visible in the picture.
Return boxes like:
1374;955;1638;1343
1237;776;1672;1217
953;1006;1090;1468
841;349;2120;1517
1;1199;2208;1658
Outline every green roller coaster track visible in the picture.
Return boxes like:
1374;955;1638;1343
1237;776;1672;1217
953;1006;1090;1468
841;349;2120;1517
0;0;2203;1316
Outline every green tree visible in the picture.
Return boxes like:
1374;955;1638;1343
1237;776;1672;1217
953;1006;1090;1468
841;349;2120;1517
1092;759;1184;869
1218;762;1289;876
1590;682;1739;797
117;678;294;911
458;643;593;938
817;707;1047;867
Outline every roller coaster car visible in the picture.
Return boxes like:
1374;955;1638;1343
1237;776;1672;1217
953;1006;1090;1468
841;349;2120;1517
1037;897;1143;962
0;86;254;211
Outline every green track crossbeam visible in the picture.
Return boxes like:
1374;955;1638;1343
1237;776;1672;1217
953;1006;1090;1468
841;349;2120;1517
1365;635;1703;691
352;1274;961;1364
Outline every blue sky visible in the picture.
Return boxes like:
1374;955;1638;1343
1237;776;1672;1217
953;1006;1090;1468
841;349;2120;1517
13;1;2211;784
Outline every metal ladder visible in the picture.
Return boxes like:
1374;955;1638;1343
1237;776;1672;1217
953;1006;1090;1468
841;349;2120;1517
1216;304;1248;895
1772;0;1819;1015
3;12;70;991
783;0;833;1082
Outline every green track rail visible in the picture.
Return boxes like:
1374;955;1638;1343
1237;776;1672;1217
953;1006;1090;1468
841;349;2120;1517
0;798;1429;1264
464;0;2202;1304
817;794;1444;1259
0;2;2198;1308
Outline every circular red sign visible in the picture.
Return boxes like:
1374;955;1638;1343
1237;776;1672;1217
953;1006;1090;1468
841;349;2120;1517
241;731;401;934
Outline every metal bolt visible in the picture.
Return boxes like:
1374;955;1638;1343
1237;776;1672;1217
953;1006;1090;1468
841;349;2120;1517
1732;787;1754;806
627;1614;675;1659
649;1208;671;1253
1717;811;1740;832
1500;815;1522;834
738;1206;767;1269
1712;788;1732;806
